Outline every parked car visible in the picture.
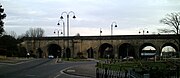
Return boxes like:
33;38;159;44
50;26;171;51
123;56;134;61
48;55;54;59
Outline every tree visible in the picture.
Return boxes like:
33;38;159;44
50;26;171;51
21;28;45;56
0;4;6;36
160;12;180;55
0;35;18;56
24;28;45;37
160;12;180;34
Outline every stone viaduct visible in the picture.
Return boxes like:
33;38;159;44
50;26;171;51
22;34;179;59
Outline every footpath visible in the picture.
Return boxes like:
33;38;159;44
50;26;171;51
63;61;97;78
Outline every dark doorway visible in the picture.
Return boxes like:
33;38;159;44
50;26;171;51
98;43;114;58
47;44;61;58
87;47;94;58
119;43;135;59
66;48;71;58
37;48;43;58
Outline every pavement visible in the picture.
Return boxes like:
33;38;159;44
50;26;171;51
0;57;97;78
63;61;97;78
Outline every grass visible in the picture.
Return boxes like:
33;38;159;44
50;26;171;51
0;57;32;64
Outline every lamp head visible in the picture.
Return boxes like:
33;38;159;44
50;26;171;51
60;16;63;19
147;31;149;33
115;25;117;27
57;22;60;25
73;15;76;19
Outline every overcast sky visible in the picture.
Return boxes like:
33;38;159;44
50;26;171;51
1;0;180;36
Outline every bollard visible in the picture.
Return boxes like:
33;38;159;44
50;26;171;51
96;68;99;78
105;68;108;78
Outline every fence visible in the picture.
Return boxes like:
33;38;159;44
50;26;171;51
96;68;145;78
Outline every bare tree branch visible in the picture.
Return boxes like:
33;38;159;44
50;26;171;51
160;12;180;34
22;28;45;38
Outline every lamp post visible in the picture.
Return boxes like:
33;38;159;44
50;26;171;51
60;11;76;37
54;29;62;59
100;28;102;36
57;20;65;58
54;29;63;37
57;20;65;36
111;22;117;59
60;11;76;60
111;22;118;36
54;29;62;47
139;28;149;35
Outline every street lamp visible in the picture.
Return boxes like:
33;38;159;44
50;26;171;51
57;20;65;36
111;22;118;36
60;11;76;60
60;11;76;37
100;28;102;36
54;29;63;37
139;28;149;35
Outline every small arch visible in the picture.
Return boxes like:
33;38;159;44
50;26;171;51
98;43;114;58
66;48;71;58
37;48;43;58
47;44;61;58
87;47;94;58
119;43;135;59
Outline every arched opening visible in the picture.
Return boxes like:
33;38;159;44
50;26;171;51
161;43;178;58
139;43;157;59
47;44;61;58
87;47;94;58
98;43;114;58
66;48;71;58
119;43;135;59
37;48;43;58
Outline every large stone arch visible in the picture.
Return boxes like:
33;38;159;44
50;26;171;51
98;43;114;58
139;43;157;58
161;43;178;52
160;43;178;57
47;44;62;58
118;43;135;59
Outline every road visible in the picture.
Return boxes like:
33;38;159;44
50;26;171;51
0;58;96;78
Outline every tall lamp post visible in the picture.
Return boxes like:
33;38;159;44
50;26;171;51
110;22;117;59
60;11;76;37
111;22;118;36
57;20;65;36
54;29;62;59
60;11;76;60
57;20;65;58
